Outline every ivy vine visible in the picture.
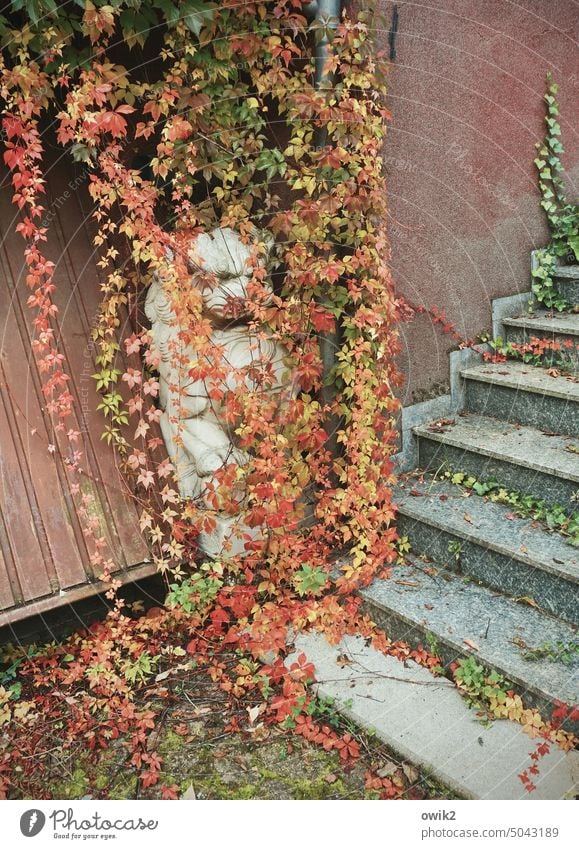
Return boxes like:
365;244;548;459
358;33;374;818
532;75;579;310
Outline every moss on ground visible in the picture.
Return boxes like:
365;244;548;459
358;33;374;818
156;733;369;800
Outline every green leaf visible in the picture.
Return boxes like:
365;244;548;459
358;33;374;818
293;564;327;597
182;0;215;37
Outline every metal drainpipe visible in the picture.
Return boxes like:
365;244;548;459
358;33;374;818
304;0;343;462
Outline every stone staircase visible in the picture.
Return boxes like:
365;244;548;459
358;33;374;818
360;264;579;722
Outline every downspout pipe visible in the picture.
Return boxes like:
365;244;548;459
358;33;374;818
304;0;343;462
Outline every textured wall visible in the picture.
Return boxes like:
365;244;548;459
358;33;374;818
374;0;579;403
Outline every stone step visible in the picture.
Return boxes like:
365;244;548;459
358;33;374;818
554;265;579;308
461;361;579;437
414;413;579;512
359;557;579;719
290;632;578;799
394;476;579;624
502;312;579;370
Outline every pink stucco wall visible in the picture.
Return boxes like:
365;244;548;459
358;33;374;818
374;0;579;403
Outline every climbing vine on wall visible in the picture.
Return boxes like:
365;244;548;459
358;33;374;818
532;75;579;310
1;0;401;589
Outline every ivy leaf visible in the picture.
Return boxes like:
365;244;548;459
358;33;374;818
156;0;180;26
182;0;215;36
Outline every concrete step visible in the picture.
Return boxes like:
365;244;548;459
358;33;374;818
290;632;579;799
394;476;579;624
502;312;579;370
461;361;579;437
414;413;579;512
554;265;579;308
359;558;579;719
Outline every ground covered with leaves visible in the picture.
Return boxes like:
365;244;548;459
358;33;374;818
0;610;453;801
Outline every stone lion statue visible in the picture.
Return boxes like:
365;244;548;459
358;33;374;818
145;227;292;557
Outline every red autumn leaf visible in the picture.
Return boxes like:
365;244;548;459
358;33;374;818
159;783;180;800
310;306;336;333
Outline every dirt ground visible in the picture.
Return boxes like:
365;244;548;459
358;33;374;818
40;663;455;801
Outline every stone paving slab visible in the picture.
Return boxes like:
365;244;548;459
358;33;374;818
554;266;579;281
290;632;578;800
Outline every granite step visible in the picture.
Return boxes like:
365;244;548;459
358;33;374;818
394;476;579;624
414;413;579;512
502;312;579;370
461;361;579;437
359;557;578;720
553;265;579;308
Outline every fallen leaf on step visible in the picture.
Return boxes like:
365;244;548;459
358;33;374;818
515;596;539;609
463;639;480;651
395;580;419;587
427;418;455;433
337;653;353;667
505;513;517;520
547;368;560;377
424;603;434;610
409;489;423;497
463;512;473;524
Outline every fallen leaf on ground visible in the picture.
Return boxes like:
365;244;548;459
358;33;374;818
402;763;420;784
377;761;398;778
181;785;196;800
246;705;262;725
155;670;170;682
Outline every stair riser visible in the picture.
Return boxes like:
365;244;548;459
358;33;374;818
503;326;579;372
554;278;579;308
359;595;578;731
395;512;579;624
417;437;579;513
464;379;579;438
